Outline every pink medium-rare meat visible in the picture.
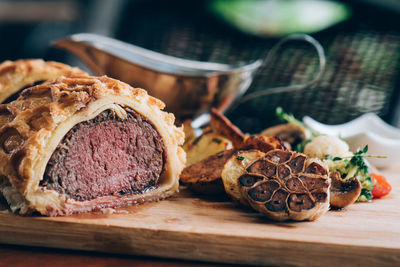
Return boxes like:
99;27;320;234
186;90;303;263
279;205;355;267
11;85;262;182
42;109;165;201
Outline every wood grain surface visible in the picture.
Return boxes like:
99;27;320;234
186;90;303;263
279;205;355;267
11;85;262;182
0;244;227;267
0;164;399;266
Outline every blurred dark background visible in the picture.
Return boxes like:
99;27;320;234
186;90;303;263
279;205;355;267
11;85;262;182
0;0;399;132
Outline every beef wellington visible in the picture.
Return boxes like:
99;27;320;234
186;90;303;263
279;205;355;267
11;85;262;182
0;59;86;104
0;75;185;216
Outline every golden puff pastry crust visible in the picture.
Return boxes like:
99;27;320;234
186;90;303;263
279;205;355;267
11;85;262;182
0;59;86;103
0;75;185;216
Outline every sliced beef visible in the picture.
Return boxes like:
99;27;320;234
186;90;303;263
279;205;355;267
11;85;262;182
41;109;165;201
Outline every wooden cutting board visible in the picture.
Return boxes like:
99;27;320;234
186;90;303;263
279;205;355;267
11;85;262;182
0;164;399;266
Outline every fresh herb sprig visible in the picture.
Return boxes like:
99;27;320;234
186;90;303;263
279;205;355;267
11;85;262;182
324;145;386;179
276;107;304;127
276;107;320;138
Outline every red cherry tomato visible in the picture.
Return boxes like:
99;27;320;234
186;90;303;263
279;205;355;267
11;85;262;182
370;173;392;199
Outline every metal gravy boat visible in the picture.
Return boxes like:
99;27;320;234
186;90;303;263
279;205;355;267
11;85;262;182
53;33;262;121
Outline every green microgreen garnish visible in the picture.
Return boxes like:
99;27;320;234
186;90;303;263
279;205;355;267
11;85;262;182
324;145;386;202
276;107;318;137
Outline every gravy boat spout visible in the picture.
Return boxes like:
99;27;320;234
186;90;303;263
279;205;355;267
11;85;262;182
53;33;262;120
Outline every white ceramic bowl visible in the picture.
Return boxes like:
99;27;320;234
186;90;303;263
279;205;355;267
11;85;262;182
303;113;400;168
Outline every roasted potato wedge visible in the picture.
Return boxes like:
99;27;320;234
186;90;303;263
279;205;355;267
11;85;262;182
210;108;244;148
180;149;236;194
183;131;233;166
182;119;196;145
221;150;265;205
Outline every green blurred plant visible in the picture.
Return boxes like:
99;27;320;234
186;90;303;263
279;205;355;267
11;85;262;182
209;0;351;37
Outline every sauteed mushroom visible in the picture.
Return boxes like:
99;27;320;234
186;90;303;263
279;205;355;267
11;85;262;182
261;123;308;149
329;171;361;209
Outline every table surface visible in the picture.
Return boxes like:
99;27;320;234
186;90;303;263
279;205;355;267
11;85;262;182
0;162;398;267
0;244;231;267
